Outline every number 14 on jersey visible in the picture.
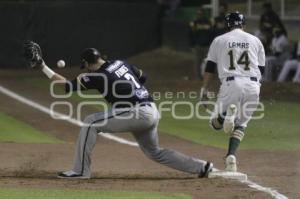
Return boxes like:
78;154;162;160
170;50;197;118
228;50;250;71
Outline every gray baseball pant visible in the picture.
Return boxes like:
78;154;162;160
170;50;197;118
277;60;299;82
71;103;207;178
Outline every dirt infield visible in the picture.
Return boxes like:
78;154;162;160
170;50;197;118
0;140;285;199
0;73;299;199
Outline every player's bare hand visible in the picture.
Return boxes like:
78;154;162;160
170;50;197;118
199;87;209;101
23;40;44;68
199;87;216;110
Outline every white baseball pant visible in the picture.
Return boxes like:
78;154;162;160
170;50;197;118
211;76;260;128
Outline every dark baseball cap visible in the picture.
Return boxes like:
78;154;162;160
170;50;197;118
80;48;101;69
225;12;245;28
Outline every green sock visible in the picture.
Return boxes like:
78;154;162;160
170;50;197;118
227;137;240;156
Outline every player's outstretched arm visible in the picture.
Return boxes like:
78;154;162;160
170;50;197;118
40;62;67;82
23;41;67;83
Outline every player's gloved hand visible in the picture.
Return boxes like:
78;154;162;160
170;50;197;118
23;40;44;68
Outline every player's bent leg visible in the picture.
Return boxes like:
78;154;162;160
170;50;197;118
133;125;213;177
225;83;259;172
211;81;241;133
58;110;122;179
58;113;104;179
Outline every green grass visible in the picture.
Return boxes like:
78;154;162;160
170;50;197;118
0;188;192;199
0;112;62;144
158;98;300;151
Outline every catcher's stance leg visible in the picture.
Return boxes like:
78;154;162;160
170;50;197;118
59;104;212;178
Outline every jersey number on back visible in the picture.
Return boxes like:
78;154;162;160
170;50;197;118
124;73;141;88
228;50;250;71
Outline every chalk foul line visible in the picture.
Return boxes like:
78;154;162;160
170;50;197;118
0;85;288;199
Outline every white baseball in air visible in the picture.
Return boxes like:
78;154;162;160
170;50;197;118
57;60;65;68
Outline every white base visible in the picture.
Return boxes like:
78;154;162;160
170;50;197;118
208;170;248;181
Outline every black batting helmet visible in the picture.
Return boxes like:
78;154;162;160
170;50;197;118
80;48;101;69
225;12;245;29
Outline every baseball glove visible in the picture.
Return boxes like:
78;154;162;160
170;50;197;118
23;40;44;68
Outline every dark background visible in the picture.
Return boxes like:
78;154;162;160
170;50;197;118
0;0;160;68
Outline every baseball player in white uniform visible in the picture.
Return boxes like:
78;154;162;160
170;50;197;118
200;12;265;172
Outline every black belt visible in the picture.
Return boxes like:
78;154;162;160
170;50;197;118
139;102;152;107
226;76;257;82
115;102;152;108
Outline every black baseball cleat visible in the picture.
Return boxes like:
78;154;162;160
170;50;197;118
199;162;214;178
57;170;90;179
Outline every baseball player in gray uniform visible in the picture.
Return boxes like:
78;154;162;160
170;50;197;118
200;12;265;172
23;41;213;179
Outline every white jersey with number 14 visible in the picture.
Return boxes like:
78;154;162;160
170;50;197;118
207;29;265;80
